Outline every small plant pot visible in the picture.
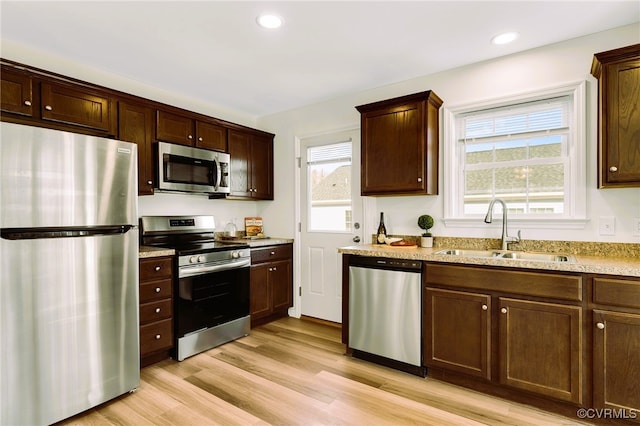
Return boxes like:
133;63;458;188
420;236;433;248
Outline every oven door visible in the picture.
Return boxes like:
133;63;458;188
176;263;250;339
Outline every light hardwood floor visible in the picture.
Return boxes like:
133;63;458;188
60;317;589;425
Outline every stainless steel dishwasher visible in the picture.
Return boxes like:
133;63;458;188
348;256;424;376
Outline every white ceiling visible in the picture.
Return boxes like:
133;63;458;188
1;1;639;117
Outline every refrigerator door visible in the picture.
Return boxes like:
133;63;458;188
0;230;140;425
0;122;137;229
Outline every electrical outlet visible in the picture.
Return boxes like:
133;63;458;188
599;216;615;236
633;218;640;237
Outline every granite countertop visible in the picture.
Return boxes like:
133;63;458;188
338;244;640;278
220;237;294;248
139;246;175;258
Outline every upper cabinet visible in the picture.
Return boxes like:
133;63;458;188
1;66;34;117
591;44;640;188
356;91;442;196
156;110;227;152
228;129;274;200
119;101;155;195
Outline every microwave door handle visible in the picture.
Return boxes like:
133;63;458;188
214;157;221;191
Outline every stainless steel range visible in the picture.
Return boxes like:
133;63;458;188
140;215;250;361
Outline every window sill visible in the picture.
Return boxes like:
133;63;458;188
443;217;589;230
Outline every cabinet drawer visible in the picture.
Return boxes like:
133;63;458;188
140;319;173;356
139;278;173;303
139;257;173;281
251;244;292;264
139;299;172;325
425;263;583;301
593;277;640;309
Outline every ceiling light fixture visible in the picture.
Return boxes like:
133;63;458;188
257;13;283;29
491;32;519;45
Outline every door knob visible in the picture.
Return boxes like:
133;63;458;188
353;236;361;243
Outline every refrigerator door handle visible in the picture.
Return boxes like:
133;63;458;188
1;225;136;240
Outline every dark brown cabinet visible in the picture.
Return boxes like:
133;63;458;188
424;263;585;406
424;288;491;379
356;91;442;196
40;81;116;134
228;129;274;200
118;102;155;195
498;298;583;404
156;110;227;151
139;256;174;367
0;66;33;117
592;276;640;412
591;44;640;187
250;244;293;327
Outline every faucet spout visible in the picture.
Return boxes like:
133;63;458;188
484;198;520;250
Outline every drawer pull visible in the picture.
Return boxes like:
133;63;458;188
188;134;193;140
24;100;32;106
501;307;507;314
155;307;161;313
270;251;275;255
155;287;161;293
596;322;605;330
44;105;53;111
155;266;161;271
482;304;488;311
198;137;203;142
155;334;161;340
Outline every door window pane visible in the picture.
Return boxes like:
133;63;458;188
307;142;352;232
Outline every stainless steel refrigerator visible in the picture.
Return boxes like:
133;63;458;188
0;122;140;425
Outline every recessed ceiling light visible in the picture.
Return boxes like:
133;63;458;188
257;13;283;29
491;32;519;45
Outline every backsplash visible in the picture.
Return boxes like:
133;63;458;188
380;235;640;259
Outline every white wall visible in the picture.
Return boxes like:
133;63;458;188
259;24;640;243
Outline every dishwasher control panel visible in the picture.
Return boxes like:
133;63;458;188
349;256;422;272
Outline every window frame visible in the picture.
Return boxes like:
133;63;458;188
443;81;588;230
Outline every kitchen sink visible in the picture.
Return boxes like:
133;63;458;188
434;249;576;263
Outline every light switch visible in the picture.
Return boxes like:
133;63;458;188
599;216;615;236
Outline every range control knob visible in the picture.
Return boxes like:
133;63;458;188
232;251;240;259
197;255;205;263
189;256;197;264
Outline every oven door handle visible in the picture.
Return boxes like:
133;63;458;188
179;258;251;278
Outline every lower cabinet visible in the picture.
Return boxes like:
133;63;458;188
592;276;640;413
250;244;293;327
139;256;174;367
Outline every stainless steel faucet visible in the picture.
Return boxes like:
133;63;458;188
484;198;521;251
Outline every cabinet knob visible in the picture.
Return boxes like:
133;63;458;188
609;166;618;172
44;105;53;111
188;134;193;140
155;287;161;293
417;177;422;183
155;266;161;271
596;322;605;330
155;307;161;313
24;100;32;106
273;267;277;271
147;180;153;185
198;137;203;142
155;334;161;340
270;251;275;255
268;267;273;272
501;307;507;314
482;304;488;311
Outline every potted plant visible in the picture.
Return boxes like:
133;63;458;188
418;214;434;248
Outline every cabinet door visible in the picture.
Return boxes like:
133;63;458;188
40;82;115;134
271;259;292;312
251;134;274;200
424;288;491;379
593;310;640;411
195;121;227;152
0;67;33;116
602;59;640;185
499;298;583;404
119;101;155;195
228;129;252;198
156;110;194;146
361;102;425;195
250;263;271;319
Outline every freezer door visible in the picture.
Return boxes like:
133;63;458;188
0;122;137;228
0;230;140;425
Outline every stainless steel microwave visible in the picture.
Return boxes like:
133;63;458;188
157;142;230;195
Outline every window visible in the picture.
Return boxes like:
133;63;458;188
444;82;587;229
307;142;352;232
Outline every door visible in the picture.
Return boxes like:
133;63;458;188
299;128;362;323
